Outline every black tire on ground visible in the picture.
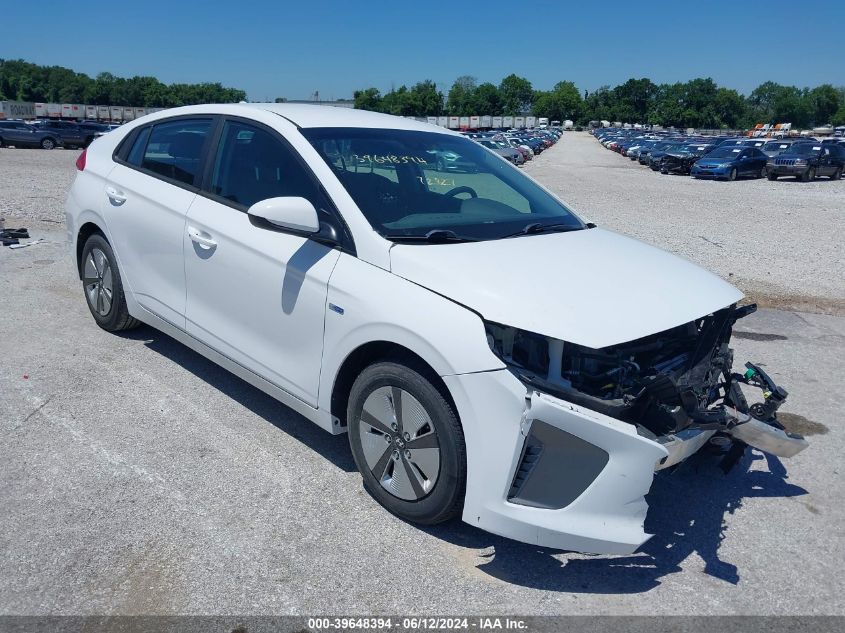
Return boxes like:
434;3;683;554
768;172;778;181
759;166;767;179
832;167;842;180
347;361;466;525
0;137;5;148
801;168;815;182
79;233;140;332
40;137;55;150
728;168;737;181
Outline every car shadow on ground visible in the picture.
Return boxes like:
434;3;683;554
119;326;357;474
120;325;808;594
424;449;807;593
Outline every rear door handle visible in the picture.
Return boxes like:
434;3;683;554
105;186;127;205
187;225;217;249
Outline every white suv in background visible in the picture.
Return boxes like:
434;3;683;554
65;104;807;554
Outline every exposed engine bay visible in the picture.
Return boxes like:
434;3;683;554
485;303;808;466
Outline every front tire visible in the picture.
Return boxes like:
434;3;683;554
801;167;816;182
759;166;767;179
80;234;140;331
347;361;465;525
832;167;842;180
728;168;737;181
40;137;55;150
768;172;778;181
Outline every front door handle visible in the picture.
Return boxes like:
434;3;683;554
187;225;217;249
105;186;126;205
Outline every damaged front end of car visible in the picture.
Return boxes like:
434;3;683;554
484;303;808;473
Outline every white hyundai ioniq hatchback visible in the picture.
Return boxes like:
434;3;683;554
65;104;807;554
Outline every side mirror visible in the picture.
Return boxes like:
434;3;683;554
248;197;319;234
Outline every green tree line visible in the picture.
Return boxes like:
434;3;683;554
0;59;246;107
355;75;845;128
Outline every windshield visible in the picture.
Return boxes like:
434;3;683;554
763;142;790;152
791;144;821;156
303;128;583;241
705;147;743;159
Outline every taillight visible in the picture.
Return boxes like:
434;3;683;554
75;149;87;171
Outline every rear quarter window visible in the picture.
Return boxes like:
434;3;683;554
126;127;151;166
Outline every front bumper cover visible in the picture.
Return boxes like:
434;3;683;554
445;356;808;555
447;368;667;554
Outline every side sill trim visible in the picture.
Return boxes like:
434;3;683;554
134;306;342;435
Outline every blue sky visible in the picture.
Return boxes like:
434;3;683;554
2;0;843;100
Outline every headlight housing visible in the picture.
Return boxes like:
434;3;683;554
483;306;751;438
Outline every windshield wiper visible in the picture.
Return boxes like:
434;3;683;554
383;229;478;243
504;222;585;238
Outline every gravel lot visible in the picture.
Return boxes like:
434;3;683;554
1;136;843;616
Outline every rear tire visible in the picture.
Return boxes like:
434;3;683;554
40;137;55;150
80;234;140;332
347;361;465;525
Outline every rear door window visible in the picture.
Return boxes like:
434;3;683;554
141;119;213;186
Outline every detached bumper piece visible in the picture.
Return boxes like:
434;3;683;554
729;416;808;458
723;362;809;459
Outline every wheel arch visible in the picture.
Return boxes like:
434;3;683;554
75;221;107;278
330;340;458;430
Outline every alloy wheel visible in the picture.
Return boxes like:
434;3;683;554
357;386;441;501
83;247;114;316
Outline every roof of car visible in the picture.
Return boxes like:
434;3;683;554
237;103;451;132
134;103;459;134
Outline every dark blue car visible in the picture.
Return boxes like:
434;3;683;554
690;146;769;181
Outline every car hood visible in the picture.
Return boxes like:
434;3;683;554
696;157;733;166
389;227;743;349
776;153;816;160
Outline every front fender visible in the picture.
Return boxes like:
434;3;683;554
318;253;504;411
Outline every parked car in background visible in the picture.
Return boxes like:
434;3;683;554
661;143;716;175
428;149;477;172
638;140;676;164
690;146;769;181
502;137;533;160
78;121;110;140
477;139;524;165
767;143;845;181
739;139;769;149
760;139;813;158
715;137;749;147
0;120;64;149
648;142;688;170
32;120;93;148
